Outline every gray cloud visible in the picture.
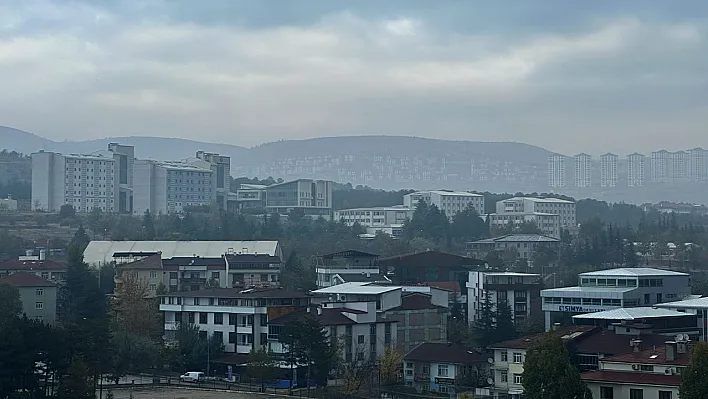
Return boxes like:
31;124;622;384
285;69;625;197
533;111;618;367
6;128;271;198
0;0;707;155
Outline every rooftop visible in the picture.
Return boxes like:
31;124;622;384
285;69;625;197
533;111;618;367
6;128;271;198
379;250;485;267
504;196;575;204
581;370;680;387
333;273;391;284
404;343;488;365
572;307;693;321
573;330;669;357
579;268;689;277
542;286;635;295
335;206;412;212
655;296;708;310
426;190;483;197
116;254;163;270
312;282;401;295
480;272;541;277
602;345;691;366
0;272;57;287
490;325;598;350
319;250;379;259
469;234;560;244
269;306;384;326
0;259;66;271
388;292;447;312
162;287;308;299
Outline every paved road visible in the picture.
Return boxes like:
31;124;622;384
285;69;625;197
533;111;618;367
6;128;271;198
107;387;278;399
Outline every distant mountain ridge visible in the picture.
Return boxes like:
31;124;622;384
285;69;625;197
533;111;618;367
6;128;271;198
0;125;554;191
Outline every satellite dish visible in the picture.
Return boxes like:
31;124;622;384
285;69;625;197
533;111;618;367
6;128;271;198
487;358;494;364
675;334;682;342
487;377;494;385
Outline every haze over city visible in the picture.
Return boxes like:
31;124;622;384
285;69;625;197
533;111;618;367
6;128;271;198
1;0;707;154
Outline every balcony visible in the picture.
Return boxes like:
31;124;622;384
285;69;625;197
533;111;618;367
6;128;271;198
181;277;207;284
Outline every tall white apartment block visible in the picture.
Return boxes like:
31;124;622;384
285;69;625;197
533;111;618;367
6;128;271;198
650;150;673;183
548;154;565;188
192;151;231;209
573;153;592;188
600;153;618;188
672;150;690;182
627;153;646;187
496;197;576;230
32;144;134;213
403;190;485;219
133;160;213;215
688;147;708;181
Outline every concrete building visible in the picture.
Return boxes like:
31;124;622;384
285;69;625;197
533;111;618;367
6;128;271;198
265;179;333;218
315;250;381;289
486;212;561;238
574;153;592;188
114;254;164;298
600;153;619;188
672;150;690;183
133;160;214;214
466;271;541;326
465;234;561;269
230;184;268;211
0;195;18;211
0;258;67;285
654;296;708;342
688;147;708;181
651;150;673;183
334;206;413;237
379;250;485;286
548;154;565;188
160;287;310;354
581;339;690;399
627;153;647;187
193;151;230;209
382;289;450;354
572;307;699;336
495;196;576;231
0;272;58;323
403;190;484;220
541;268;691;331
403;343;489;396
31;143;134;213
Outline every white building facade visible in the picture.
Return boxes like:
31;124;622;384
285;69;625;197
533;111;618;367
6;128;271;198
265;179;333;217
403;190;485;220
548;154;565;188
574;153;592;188
495;197;576;231
133;160;214;215
600;153;618;188
627;153;646;187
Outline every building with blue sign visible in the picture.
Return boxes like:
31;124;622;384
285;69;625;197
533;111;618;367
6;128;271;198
541;268;691;331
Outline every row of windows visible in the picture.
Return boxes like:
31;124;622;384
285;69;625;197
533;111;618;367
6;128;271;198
600;386;673;399
544;297;623;306
174;312;268;326
580;278;639;288
498;370;522;385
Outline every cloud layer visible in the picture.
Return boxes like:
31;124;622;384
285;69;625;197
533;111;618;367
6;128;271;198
0;0;706;154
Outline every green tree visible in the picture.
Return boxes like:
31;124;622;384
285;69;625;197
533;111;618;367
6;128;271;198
107;331;160;384
680;342;708;399
522;333;590;399
59;204;77;219
281;315;336;387
70;225;91;253
494;300;517;343
450;205;488;242
472;290;496;347
142;209;156;240
247;347;278;391
57;356;94;399
0;282;22;322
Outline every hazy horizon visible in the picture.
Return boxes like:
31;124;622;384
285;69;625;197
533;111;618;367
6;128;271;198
1;0;707;154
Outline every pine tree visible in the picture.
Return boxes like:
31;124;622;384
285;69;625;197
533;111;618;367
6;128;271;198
472;290;496;347
70;225;91;252
142;210;155;240
680;342;708;399
57;356;94;399
494;299;517;343
522;333;590;399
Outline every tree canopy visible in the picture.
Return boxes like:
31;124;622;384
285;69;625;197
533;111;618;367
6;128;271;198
522;333;590;399
680;342;708;399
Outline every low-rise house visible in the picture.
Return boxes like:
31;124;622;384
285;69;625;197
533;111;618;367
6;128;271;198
382;291;449;353
0;272;58;323
581;339;691;399
0;258;67;284
315;250;381;288
465;234;561;271
114;254;164;297
403;342;489;396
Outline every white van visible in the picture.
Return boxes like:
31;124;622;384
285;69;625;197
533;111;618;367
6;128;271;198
179;371;205;383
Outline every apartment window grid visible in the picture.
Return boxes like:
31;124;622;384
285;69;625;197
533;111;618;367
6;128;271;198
437;364;449;377
35;302;43;310
629;389;643;399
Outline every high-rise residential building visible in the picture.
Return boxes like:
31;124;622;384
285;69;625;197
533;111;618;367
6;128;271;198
650;150;673;183
132;160;214;215
495;197;576;230
688;147;708;181
573;153;592;188
264;179;333;218
193;151;231;209
627;153;646;187
403;190;484;220
31;144;134;213
673;150;690;182
548;154;565;188
599;153;618;188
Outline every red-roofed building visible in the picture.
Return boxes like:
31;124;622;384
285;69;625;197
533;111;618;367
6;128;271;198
0;258;67;284
0;272;58;323
581;338;692;399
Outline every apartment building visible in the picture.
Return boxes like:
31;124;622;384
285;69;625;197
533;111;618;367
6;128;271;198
315;250;381;289
487;212;561;238
382;289;450;353
334;206;413;237
403;343;489;396
466;271;541;326
651;150;673;183
688;147;708;181
160;287;310;354
0;257;67;284
31;143;134;213
466;235;560;266
403;190;484;220
574;153;592;188
230;184;268;211
627;153;647;187
265;179;333;217
547;154;565;188
133;160;214;214
541;268;691;331
114;254;164;297
0;272;58;323
193;151;230;209
495;196;576;231
379;250;485;286
600;153;619;188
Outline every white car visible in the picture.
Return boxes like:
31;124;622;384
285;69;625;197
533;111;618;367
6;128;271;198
179;372;205;383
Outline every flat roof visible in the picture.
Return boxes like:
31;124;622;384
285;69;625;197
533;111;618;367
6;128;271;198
655;296;708;310
335;206;412;212
504;196;575;204
407;190;482;197
479;272;541;277
542;286;635;295
572;307;692;320
469;234;560;244
579;268;689;277
312;282;401;295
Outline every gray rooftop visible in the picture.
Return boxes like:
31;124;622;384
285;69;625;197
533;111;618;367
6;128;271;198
572;307;692;320
470;234;560;244
655;296;708;310
542;286;635;295
579;268;689;277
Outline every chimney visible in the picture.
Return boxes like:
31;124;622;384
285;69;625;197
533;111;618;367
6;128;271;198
552;322;560;331
39;249;46;261
306;307;311;313
25;249;33;257
631;339;643;352
678;340;689;354
666;341;677;361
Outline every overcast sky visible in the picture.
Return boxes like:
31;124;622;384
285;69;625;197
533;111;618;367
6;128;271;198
1;0;707;155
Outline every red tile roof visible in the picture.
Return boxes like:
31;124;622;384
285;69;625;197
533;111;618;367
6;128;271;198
581;370;681;386
388;292;447;312
0;272;56;287
601;345;691;366
573;329;670;357
0;259;66;271
116;254;163;270
491;325;598;350
405;343;489;365
422;281;460;293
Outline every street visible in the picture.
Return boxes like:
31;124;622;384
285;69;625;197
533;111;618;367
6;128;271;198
106;387;280;399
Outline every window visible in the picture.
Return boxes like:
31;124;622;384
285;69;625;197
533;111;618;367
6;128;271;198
36;289;44;296
437;364;449;377
199;312;208;324
405;369;413;376
214;313;223;325
630;389;643;399
513;374;522;384
150;271;157;278
500;371;508;383
211;272;219;280
170;272;178;279
358;335;365;344
513;352;522;363
500;351;508;362
600;387;614;399
658;391;672;399
406;362;414;368
229;314;237;325
213;331;223;343
35;302;43;310
260;314;268;326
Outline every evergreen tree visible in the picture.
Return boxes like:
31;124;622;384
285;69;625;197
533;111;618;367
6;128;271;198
247;347;278;391
680;342;708;399
0;282;22;323
57;356;94;399
494;300;517;343
142;209;155;240
281;315;337;386
522;333;590;399
450;205;488;242
70;225;91;252
472;290;496;347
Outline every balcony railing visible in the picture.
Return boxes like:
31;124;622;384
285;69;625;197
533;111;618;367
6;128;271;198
181;277;207;284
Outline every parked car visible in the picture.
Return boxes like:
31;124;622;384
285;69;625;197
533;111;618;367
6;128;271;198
179;371;205;383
